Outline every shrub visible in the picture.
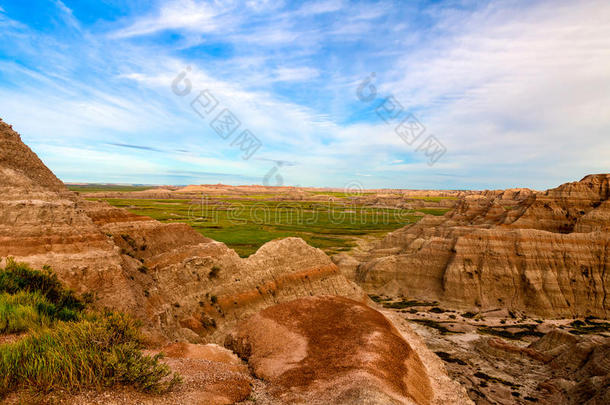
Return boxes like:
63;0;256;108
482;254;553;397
0;291;53;333
0;261;181;397
208;266;221;279
0;259;84;314
0;311;180;395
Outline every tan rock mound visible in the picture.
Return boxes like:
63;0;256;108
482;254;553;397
352;175;610;318
226;296;438;404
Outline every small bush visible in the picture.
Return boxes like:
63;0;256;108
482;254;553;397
0;261;181;398
0;311;180;395
208;266;221;279
0;293;50;334
462;311;477;318
0;259;84;314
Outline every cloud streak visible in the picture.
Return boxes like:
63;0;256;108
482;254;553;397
0;0;607;189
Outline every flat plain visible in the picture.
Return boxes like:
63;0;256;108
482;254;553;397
70;185;450;257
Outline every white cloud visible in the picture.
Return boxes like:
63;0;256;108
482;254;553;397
111;0;220;38
273;66;319;82
2;0;609;189
296;0;344;16
373;0;610;187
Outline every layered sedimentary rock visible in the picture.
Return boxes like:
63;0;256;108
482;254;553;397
350;176;610;318
529;330;610;404
0;119;364;342
225;296;472;405
0;120;140;310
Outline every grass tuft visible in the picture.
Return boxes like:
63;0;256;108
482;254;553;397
0;260;181;398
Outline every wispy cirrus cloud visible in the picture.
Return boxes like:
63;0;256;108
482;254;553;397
110;0;220;38
0;0;607;189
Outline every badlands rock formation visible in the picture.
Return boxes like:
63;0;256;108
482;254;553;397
530;330;610;404
0;119;365;343
349;176;610;318
226;296;472;405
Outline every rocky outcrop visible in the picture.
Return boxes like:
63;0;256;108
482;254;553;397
225;296;472;405
350;177;610;318
530;329;610;404
0;120;140;311
0;119;365;343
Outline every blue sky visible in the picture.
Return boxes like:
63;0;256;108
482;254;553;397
0;0;609;189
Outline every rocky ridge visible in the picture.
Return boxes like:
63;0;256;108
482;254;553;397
0;119;364;342
343;176;610;318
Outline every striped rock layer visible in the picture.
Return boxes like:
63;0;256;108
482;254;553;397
354;176;610;318
0;119;365;342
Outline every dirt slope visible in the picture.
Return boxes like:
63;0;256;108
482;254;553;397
226;296;472;404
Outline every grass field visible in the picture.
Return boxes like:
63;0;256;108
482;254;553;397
68;184;155;193
95;196;450;257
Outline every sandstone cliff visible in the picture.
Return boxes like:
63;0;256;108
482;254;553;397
348;177;610;318
0;119;364;343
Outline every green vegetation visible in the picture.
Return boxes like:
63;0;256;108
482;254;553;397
416;208;450;216
477;324;544;340
434;351;467;365
569;318;610;335
0;260;180;398
93;197;446;257
0;291;73;334
67;184;155;193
